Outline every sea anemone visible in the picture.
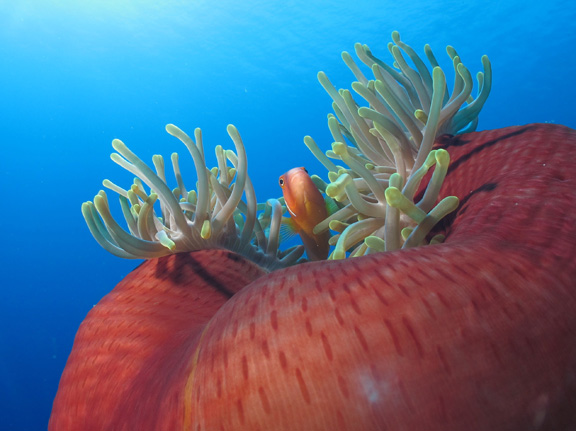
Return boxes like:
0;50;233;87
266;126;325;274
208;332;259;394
51;124;576;430
50;32;576;431
81;123;303;270
306;31;492;258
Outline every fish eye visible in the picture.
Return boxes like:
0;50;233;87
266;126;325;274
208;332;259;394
279;177;284;187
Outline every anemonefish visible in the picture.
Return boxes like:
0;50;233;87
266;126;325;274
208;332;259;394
279;167;330;261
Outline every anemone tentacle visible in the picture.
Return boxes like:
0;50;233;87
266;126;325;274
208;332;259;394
310;31;492;258
82;124;303;270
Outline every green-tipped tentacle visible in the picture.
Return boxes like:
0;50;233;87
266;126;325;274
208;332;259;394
306;31;491;258
83;125;301;271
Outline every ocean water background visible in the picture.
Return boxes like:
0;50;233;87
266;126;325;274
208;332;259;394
0;0;574;429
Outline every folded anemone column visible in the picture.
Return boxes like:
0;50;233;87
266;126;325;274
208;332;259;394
51;124;303;430
50;33;576;431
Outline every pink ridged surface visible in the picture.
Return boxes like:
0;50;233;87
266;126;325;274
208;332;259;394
49;250;266;430
50;124;576;430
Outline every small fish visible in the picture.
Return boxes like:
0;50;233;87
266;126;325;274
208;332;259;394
279;167;330;261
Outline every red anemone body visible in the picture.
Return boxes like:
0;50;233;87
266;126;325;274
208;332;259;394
50;124;576;430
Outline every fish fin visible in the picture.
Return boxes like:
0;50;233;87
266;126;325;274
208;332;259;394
279;217;297;244
299;229;330;261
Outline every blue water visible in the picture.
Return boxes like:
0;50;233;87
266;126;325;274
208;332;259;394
0;0;574;429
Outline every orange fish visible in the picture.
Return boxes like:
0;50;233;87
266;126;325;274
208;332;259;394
279;167;330;260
